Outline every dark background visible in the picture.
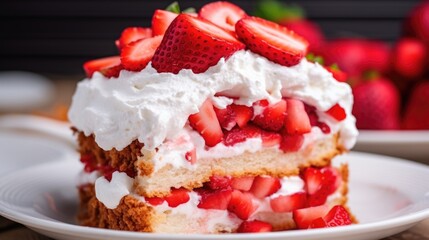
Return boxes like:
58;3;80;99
0;0;421;77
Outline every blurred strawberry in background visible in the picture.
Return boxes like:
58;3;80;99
255;0;429;130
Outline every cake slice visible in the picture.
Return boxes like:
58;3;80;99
69;1;358;234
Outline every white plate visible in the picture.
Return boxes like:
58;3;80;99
0;152;428;240
354;130;429;163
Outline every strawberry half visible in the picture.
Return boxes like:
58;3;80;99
151;9;178;36
270;192;307;213
189;99;224;147
120;35;163;71
237;220;273;233
199;1;247;34
236;16;309;67
116;27;153;49
228;190;255;220
249;176;281;199
253;99;287;132
152;14;245;74
83;56;122;78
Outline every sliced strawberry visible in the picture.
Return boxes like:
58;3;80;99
237;220;273;233
303;167;324;195
253;99;287;132
197;189;232;210
309;205;352;228
236;16;309;67
279;134;304;152
261;130;282;147
120;35;163;71
223;125;261;146
228;190;255;220
249;176;281;199
189;99;224;147
116;27;153;49
151;9;178;36
317;122;331;134
293;204;330;229
152;14;245;74
325;64;348;83
214;105;236;130
231;176;254;191
326;103;347;121
270;192;307;213
99;64;123;78
230;104;253;127
304;167;341;207
145;196;165;206
164;188;190;207
199;1;247;34
185;147;197;164
83;56;121;78
206;175;231;190
284;99;311;134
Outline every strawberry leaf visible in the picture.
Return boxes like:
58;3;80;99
166;1;181;13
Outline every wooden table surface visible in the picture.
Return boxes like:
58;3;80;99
0;78;428;239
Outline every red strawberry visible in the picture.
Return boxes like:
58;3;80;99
293;204;330;229
199;1;247;34
249;176;281;198
236;16;308;67
391;38;427;80
116;27;153;49
228;190;255;220
231;176;254;191
253;99;287;132
164;188;190;207
261;130;282;147
284;99;311;134
270;192;307;213
326;103;347;121
279;134;304;152
189;99;223;147
352;77;400;130
214;105;237;130
325;64;348;82
402;81;429;129
152;14;245;74
145;196;165;206
309;205;352;228
403;1;429;44
281;19;326;55
83;56;122;78
230;104;253;127
206;175;231;190
197;189;232;210
223;125;261;146
237;220;273;233
185;148;197;164
303;167;341;207
99;64;124;78
120;35;163;71
151;9;178;36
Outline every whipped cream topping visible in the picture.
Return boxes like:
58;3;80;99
94;171;133;209
68;50;357;151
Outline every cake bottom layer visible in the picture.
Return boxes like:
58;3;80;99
78;165;351;233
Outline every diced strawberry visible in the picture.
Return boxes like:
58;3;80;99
164;188;190;207
230;104;253;127
228;190;255;220
185;147;197;164
317;122;331;134
279;134;304;152
198;1;247;34
145;196;165;206
206;175;231;190
309;205;352;228
197;189;232;210
326;103;347;121
152;14;245;74
249;176;281;199
236;16;309;67
303;167;341;207
303;167;323;195
120;35;163;71
151;9;178;36
83;56;121;78
270;192;307;213
214;105;237;130
231;176;254;191
223;125;261;146
284;99;311;134
116;27;153;49
293;204;330;229
253;99;287;132
189;99;224;147
80;154;94;164
261;130;282;147
237;220;273;233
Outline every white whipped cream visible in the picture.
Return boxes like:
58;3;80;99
68;50;357;151
94;171;133;209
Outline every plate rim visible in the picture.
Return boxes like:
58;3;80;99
357;130;429;144
0;152;429;239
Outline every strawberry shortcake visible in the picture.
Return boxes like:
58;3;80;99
69;1;358;233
